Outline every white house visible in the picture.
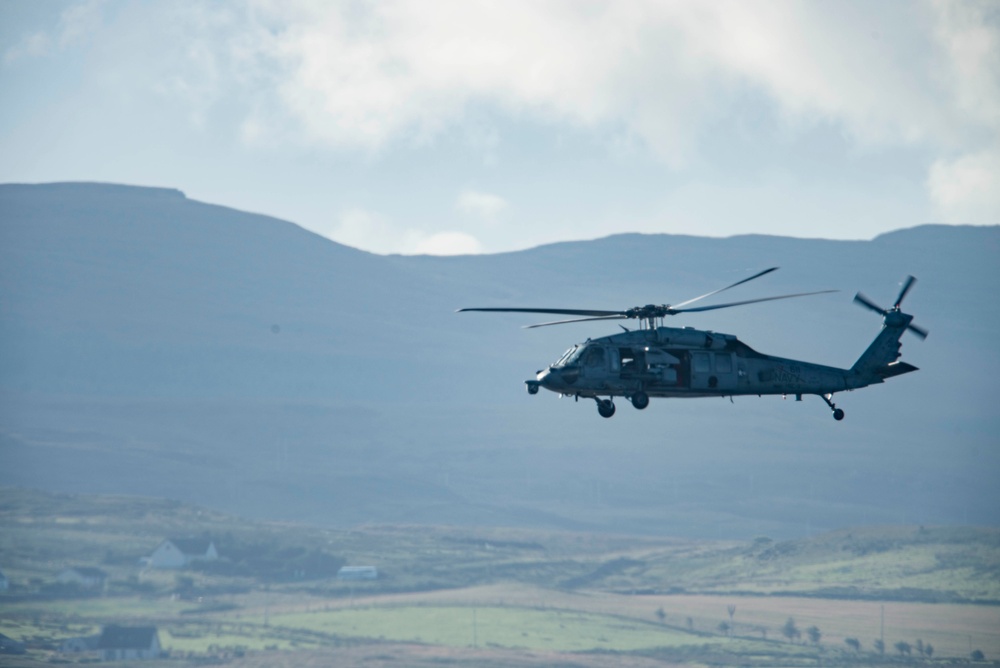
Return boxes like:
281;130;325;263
56;567;107;589
147;538;219;569
97;626;161;661
337;565;378;580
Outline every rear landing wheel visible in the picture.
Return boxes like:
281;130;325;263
822;393;845;421
597;399;616;418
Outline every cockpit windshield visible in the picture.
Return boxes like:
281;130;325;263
553;345;584;367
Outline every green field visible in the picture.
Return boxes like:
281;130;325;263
1;488;998;666
271;604;713;651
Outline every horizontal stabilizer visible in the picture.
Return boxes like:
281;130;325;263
876;361;919;379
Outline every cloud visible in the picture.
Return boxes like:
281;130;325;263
930;0;1000;132
3;31;51;65
57;0;106;49
307;207;482;255
13;1;994;162
3;0;105;64
316;207;408;253
222;0;998;163
5;0;997;243
455;189;507;218
928;149;1000;224
412;232;483;255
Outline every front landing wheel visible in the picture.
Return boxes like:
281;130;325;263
832;408;845;421
597;399;616;418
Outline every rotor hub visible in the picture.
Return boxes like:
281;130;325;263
883;310;910;328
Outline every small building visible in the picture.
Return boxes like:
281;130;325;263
97;625;161;661
337;565;378;580
60;634;99;653
147;537;219;569
57;566;108;589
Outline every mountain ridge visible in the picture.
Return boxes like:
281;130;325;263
1;182;997;538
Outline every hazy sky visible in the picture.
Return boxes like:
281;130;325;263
1;1;997;255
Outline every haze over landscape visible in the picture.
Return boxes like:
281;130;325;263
1;2;999;665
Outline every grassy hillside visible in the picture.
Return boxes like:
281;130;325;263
604;526;1000;602
5;488;997;601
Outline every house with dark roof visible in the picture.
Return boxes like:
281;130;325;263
97;626;161;661
147;537;219;569
57;566;108;589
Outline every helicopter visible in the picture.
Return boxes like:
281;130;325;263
458;269;926;419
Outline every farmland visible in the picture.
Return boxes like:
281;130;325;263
0;488;998;666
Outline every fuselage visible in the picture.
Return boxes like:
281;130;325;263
530;325;879;400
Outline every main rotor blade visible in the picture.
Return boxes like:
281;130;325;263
907;323;929;340
457;307;623;318
894;275;917;309
524;315;629;329
669;267;779;310
853;292;886;315
671;290;838;313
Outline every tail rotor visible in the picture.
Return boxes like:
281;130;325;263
853;275;928;339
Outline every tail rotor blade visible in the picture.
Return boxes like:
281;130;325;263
907;323;929;340
853;292;886;315
894;275;917;309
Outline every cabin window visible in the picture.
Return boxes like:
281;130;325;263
715;354;733;373
583;346;605;367
692;352;711;373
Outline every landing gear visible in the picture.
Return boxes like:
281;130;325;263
596;398;616;418
526;381;539;395
630;391;650;410
822;393;845;421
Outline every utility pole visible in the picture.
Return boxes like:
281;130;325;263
880;605;884;648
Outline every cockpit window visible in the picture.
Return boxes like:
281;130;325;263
554;346;580;366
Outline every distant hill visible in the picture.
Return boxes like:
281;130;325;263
4;487;997;603
1;182;998;538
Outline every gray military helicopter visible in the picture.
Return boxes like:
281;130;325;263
459;270;926;419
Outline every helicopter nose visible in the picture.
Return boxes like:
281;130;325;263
537;367;560;387
538;366;576;388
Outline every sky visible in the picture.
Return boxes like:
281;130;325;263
1;1;998;255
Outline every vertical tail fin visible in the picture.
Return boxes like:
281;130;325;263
851;325;908;376
850;276;926;377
